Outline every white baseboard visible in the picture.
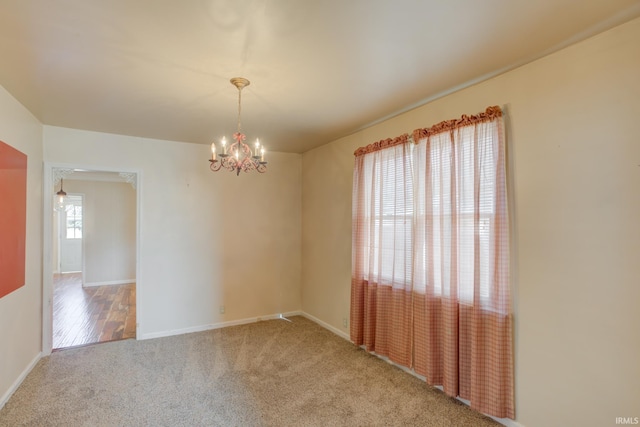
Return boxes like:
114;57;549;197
138;311;303;340
300;312;525;427
300;311;351;341
83;279;136;287
0;352;42;410
489;417;526;427
447;392;525;427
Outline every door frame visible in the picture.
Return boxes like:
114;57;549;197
43;162;142;355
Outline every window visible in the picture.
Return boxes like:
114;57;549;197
413;128;499;307
351;107;514;419
358;142;413;288
358;130;498;305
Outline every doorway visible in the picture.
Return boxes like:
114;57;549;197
46;168;139;351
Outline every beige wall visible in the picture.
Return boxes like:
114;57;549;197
61;180;136;285
302;17;640;427
44;127;302;338
0;86;43;405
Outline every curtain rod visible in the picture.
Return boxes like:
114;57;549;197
353;106;502;157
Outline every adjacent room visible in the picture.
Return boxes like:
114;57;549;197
1;2;639;427
51;171;137;349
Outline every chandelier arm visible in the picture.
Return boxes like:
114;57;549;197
225;156;237;172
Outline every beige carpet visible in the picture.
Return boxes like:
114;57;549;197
0;316;500;426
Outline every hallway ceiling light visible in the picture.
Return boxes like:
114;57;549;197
55;178;67;212
209;77;267;176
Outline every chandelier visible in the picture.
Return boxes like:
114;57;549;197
209;77;267;175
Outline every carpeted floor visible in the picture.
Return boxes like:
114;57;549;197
0;316;500;426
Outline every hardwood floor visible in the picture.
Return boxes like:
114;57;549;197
53;273;136;350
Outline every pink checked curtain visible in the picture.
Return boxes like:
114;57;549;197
351;107;514;419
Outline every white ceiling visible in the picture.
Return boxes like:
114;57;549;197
1;1;639;153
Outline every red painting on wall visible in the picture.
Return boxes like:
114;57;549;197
0;140;27;299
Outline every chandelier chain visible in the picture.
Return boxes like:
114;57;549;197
237;86;243;133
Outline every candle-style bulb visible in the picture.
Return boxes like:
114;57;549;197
255;139;260;156
210;142;216;161
261;147;265;162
